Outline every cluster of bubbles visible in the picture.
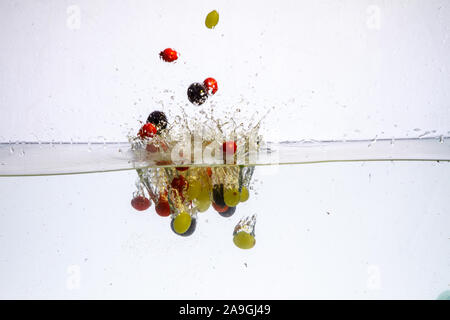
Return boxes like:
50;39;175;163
128;11;258;249
130;110;258;249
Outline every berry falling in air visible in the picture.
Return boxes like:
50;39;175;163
224;187;240;207
203;77;218;95
131;196;151;211
159;48;178;62
171;215;197;237
147;111;168;130
138;123;157;139
171;175;189;197
240;186;250;202
233;231;256;249
172;212;192;235
212;202;228;213
187;83;208;105
205;10;219;29
223;141;237;156
212;184;226;207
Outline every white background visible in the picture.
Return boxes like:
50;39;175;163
0;1;449;299
0;0;449;142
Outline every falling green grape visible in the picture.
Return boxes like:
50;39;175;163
173;212;192;234
224;187;240;207
186;177;201;200
240;186;249;202
205;10;219;29
233;231;255;249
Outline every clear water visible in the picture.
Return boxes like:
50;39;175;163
0;138;449;299
1;137;449;176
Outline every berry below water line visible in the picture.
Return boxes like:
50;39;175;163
171;216;197;237
223;141;237;155
224;187;240;207
219;205;236;218
131;196;151;211
155;197;171;217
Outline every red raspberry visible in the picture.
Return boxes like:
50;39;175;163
159;48;178;62
203;77;218;95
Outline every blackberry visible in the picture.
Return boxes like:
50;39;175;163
187;83;208;105
147;111;168;130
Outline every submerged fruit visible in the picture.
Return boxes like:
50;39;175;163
233;231;256;249
172;212;192;234
212;184;225;207
195;195;211;212
187;83;208;105
138;123;157;138
186;177;201;200
203;77;218;95
147;111;168;130
159;48;178;62
155;196;171;217
205;10;219;29
219;205;236;218
212;202;228;213
171;175;188;196
171;216;197;237
240;186;249;202
224;187;240;207
131;196;151;211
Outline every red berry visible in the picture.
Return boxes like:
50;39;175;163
206;167;212;177
131;196;151;211
176;166;189;171
155;160;172;166
146;141;168;153
139;123;157;139
203;77;218;95
222;141;237;155
171;175;188;195
159;48;178;62
212;202;228;213
155;196;171;217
